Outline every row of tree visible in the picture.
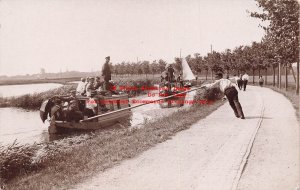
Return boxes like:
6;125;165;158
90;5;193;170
110;0;299;94
109;59;168;77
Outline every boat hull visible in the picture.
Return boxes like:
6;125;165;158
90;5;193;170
48;94;131;133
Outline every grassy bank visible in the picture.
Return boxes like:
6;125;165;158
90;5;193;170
0;75;160;86
1;88;224;190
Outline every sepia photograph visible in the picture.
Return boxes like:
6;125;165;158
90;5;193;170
0;0;299;189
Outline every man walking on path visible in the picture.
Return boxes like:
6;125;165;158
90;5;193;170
237;74;243;90
259;76;264;87
242;72;249;91
202;73;245;119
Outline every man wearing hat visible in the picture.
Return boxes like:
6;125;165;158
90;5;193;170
201;73;245;119
101;56;112;91
165;64;175;82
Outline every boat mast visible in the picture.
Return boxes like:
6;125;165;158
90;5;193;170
180;48;182;75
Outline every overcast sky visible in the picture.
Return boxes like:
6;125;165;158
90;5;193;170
0;0;265;76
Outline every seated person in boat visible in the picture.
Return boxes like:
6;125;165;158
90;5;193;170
76;78;86;95
85;77;96;97
50;98;65;121
98;80;118;96
94;76;103;90
85;77;105;111
87;81;109;112
83;91;98;118
64;100;83;122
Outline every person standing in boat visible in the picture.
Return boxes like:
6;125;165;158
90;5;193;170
201;73;245;119
101;56;112;91
166;64;175;82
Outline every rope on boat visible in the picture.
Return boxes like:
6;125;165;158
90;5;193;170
79;86;205;123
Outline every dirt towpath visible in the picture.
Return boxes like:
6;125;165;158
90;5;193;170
73;86;299;190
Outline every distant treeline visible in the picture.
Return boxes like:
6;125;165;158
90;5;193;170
1;0;298;93
111;0;299;93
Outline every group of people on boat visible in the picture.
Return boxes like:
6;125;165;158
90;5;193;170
161;64;183;83
45;56;116;123
50;93;83;123
160;64;185;94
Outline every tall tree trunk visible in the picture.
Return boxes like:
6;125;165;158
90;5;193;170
273;66;276;86
211;69;213;80
297;61;299;94
290;63;296;83
252;68;255;84
278;62;281;89
205;70;208;80
265;68;268;85
285;64;288;91
237;70;240;76
258;68;261;78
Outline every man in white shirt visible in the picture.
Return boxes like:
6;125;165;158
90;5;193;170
242;72;249;91
202;73;245;119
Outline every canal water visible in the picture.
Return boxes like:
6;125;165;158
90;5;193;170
0;83;62;98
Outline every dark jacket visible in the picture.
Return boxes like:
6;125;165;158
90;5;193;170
102;62;111;82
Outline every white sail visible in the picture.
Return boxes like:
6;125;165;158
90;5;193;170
181;58;195;80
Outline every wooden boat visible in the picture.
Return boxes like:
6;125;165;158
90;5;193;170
45;94;131;134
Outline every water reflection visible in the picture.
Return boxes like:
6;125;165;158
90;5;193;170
0;108;48;145
0;83;62;98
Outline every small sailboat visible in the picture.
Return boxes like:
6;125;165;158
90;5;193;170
181;58;196;81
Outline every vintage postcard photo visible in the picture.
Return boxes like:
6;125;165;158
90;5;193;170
0;0;299;189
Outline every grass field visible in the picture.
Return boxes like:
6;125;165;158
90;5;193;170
0;74;162;86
